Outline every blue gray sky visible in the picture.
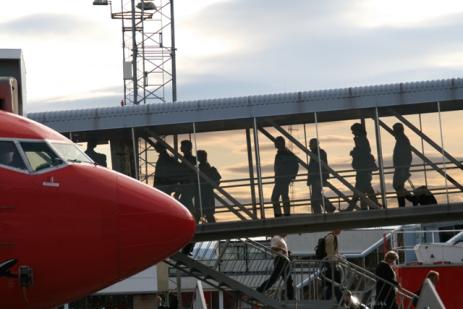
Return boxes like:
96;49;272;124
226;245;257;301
2;0;463;112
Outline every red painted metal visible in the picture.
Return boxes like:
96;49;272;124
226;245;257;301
397;265;463;308
0;111;195;308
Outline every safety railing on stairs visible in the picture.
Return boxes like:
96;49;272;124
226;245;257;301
173;238;293;306
291;257;417;308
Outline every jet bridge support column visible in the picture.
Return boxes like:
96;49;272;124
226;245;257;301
110;131;137;178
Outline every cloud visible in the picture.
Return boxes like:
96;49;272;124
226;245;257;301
174;1;463;102
28;94;122;113
1;14;94;37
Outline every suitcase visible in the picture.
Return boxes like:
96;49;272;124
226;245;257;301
413;185;437;205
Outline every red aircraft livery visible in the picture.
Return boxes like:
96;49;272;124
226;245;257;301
0;110;196;308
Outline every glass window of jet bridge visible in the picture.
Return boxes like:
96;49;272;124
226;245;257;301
0;141;27;170
51;143;93;164
20;142;63;172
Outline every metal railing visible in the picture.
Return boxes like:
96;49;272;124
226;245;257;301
172;239;418;308
291;257;417;308
172;238;293;305
390;228;463;264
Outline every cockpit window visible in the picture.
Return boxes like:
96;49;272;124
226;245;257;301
20;142;63;172
0;141;27;170
51;143;93;164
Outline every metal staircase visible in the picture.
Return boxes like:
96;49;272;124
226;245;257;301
166;239;417;309
292;257;417;308
165;239;292;308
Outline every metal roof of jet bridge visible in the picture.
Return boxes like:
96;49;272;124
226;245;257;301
28;78;463;133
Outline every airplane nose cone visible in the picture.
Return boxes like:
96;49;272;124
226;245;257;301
116;175;195;276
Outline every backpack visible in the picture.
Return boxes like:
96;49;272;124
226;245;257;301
413;186;437;205
209;166;222;187
314;236;327;259
287;153;299;180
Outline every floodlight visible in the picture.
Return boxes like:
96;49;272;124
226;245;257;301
136;1;156;10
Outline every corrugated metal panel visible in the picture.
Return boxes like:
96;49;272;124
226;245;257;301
27;78;463;133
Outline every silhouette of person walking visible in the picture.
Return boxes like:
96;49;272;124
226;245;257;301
153;141;179;195
178;140;198;220
346;123;379;211
197;150;221;223
178;140;198;256
307;138;335;214
392;123;414;207
85;139;107;167
271;136;298;217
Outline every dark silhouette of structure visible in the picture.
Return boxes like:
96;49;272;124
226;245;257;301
153;141;179;195
392;122;414;207
257;235;294;300
346;123;379;211
197;150;221;223
307;138;335;214
271;136;298;217
85;140;107;167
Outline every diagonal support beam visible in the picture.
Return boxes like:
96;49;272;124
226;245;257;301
258;127;351;205
143;128;256;220
267;121;380;210
393;112;463;170
378;120;463;192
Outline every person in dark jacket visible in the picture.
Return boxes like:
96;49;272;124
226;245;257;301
307;138;335;214
178;140;198;256
346;123;379;211
153;141;180;195
197;150;221;223
392;123;415;207
271;136;298;217
375;251;399;309
177;140;198;219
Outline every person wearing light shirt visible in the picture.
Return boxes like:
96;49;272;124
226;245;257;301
257;235;294;300
324;229;342;301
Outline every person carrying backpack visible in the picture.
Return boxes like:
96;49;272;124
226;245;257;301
271;136;299;217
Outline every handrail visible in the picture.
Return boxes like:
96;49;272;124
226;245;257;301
183;238;293;303
288;256;417;308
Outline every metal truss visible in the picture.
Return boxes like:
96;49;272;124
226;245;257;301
110;0;176;105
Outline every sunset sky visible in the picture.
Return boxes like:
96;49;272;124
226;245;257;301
3;1;463;218
2;1;463;112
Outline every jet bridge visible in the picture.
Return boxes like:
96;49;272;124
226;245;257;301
28;77;463;236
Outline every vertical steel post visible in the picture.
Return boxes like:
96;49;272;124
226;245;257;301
170;0;177;102
130;0;138;104
419;113;428;187
253;118;265;219
437;102;449;204
193;122;203;219
374;108;387;208
314;112;326;212
131;127;139;180
246;128;258;217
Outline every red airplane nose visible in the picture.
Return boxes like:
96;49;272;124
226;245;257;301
116;174;196;277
